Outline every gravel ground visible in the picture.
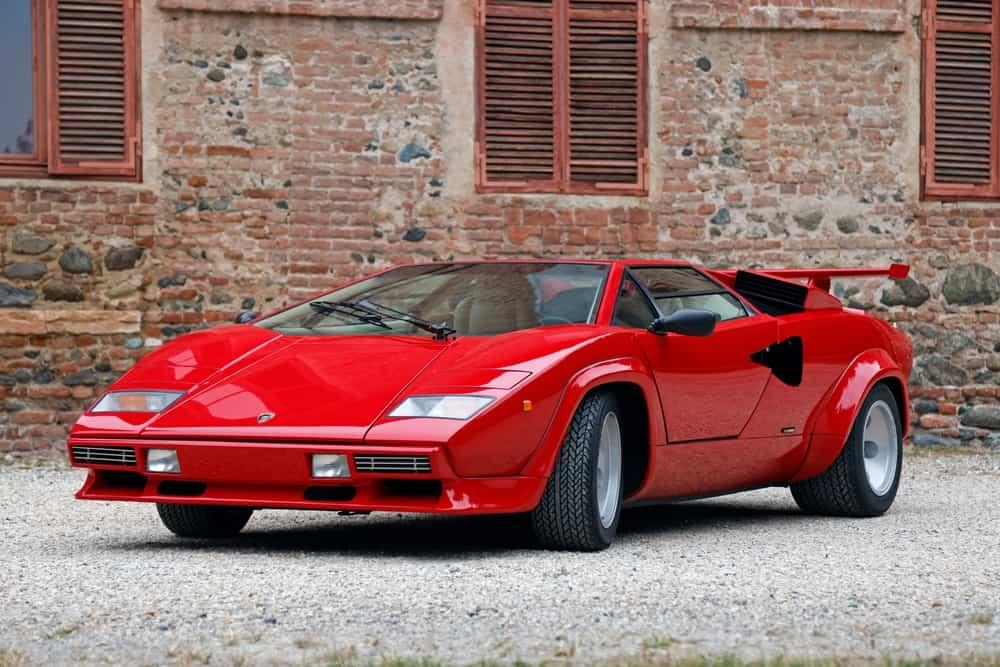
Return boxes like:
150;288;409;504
1;453;999;666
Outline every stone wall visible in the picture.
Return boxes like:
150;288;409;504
0;0;997;454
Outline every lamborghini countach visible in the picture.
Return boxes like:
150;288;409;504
68;259;912;550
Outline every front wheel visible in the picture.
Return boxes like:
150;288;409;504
531;391;623;551
156;504;253;538
791;383;902;517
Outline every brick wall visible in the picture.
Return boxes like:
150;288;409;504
671;0;908;31
156;0;444;20
0;0;997;454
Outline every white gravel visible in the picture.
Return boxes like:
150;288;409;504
1;453;998;666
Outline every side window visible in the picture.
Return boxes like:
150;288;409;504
612;275;657;329
630;267;748;322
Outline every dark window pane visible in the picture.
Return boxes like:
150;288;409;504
630;267;720;296
0;1;34;157
613;276;657;329
631;267;747;322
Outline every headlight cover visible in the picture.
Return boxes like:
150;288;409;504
90;391;185;414
389;395;494;420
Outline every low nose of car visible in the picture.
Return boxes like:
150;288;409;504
141;336;450;436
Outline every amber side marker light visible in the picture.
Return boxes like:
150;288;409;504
522;400;533;412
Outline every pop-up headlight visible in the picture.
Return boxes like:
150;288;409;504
389;395;494;420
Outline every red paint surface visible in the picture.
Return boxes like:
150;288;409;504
68;260;911;514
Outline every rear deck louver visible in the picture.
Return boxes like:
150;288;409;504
733;271;808;317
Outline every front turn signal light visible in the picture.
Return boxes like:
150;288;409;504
91;391;185;414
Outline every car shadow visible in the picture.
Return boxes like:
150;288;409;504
106;498;803;558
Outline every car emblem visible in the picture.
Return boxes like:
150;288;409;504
257;412;275;424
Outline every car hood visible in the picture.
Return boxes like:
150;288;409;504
79;324;605;441
139;334;449;440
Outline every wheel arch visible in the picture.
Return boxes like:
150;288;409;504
519;357;664;500
791;348;908;483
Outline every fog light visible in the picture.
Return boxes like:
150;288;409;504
312;454;350;479
147;449;180;474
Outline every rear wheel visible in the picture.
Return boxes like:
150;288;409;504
791;383;902;517
156;504;253;538
531;391;623;551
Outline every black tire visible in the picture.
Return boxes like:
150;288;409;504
531;391;623;551
791;383;902;517
156;504;253;538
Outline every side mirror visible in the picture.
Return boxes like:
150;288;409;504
648;309;718;337
236;311;259;324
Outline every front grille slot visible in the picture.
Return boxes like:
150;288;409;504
71;445;137;466
354;455;431;474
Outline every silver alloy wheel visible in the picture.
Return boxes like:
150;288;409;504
596;412;623;528
862;400;899;496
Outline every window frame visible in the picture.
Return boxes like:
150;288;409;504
474;0;649;196
0;0;142;182
0;0;48;177
920;0;1000;201
613;266;754;330
611;270;659;329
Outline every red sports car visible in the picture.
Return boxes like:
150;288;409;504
68;260;912;550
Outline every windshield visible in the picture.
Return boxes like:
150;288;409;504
257;263;610;337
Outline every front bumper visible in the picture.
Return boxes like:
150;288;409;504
68;438;546;515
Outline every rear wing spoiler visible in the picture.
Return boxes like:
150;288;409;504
709;264;910;316
712;263;909;291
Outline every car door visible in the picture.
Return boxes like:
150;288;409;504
619;267;777;443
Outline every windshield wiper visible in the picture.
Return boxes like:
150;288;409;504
310;300;456;340
309;301;391;329
358;299;456;340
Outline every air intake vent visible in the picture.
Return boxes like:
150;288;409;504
734;271;809;317
71;445;137;466
354;455;432;474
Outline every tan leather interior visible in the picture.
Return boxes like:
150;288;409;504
453;275;539;335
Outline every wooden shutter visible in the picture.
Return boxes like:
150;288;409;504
46;0;140;179
476;0;560;192
476;0;647;195
923;0;998;198
567;0;646;193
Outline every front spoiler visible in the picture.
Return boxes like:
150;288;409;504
69;438;546;515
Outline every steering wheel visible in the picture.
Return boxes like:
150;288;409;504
540;315;576;326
